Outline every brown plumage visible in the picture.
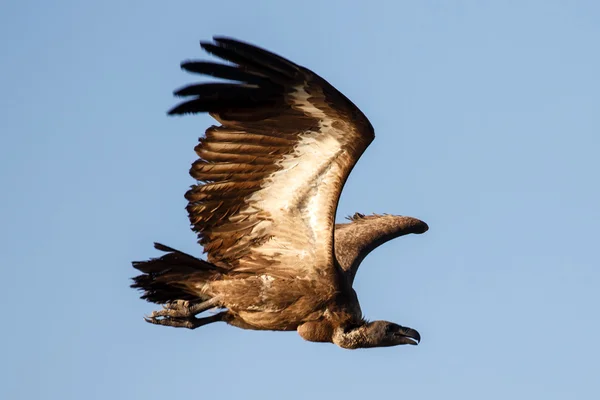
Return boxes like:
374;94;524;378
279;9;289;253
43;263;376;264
132;37;429;349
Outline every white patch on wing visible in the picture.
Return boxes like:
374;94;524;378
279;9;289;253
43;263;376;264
230;86;352;275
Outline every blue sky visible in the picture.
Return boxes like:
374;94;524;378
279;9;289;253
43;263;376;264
2;1;599;399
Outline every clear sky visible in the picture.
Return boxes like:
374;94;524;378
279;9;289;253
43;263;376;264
2;1;599;399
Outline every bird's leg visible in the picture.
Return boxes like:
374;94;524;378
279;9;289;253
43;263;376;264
145;310;226;330
144;297;224;329
150;298;220;319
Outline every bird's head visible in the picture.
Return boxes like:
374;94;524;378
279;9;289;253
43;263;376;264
365;321;421;347
333;320;420;349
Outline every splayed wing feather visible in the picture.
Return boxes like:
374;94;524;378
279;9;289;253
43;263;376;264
169;37;374;279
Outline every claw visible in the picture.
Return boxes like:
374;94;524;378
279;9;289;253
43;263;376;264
143;310;227;330
143;298;223;329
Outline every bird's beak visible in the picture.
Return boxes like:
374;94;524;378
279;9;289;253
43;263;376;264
395;326;421;345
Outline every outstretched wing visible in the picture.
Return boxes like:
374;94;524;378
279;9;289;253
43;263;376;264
334;213;429;285
169;38;374;279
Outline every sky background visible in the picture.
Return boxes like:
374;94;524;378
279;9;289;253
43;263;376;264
1;1;599;399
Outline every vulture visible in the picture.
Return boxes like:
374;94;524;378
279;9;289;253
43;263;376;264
132;37;429;349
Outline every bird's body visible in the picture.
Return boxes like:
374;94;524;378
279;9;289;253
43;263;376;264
209;269;354;333
132;37;428;349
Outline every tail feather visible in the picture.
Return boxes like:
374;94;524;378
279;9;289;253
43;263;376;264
131;242;223;304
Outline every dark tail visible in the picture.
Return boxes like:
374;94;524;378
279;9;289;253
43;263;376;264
131;242;225;304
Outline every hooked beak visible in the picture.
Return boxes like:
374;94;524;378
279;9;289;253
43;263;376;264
395;326;421;345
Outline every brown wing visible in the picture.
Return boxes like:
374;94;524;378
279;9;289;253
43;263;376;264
169;37;374;279
334;213;429;285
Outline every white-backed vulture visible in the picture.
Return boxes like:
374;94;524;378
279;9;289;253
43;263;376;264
132;37;428;349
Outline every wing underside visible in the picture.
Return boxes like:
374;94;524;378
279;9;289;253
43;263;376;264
169;38;375;279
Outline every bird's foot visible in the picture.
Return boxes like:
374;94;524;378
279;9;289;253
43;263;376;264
148;300;199;318
144;311;225;329
144;298;223;329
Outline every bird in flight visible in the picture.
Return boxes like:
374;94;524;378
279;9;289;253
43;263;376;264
132;37;428;349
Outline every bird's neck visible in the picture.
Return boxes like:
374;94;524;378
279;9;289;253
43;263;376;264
331;324;375;349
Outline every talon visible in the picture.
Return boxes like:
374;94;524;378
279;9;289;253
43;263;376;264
142;299;223;329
